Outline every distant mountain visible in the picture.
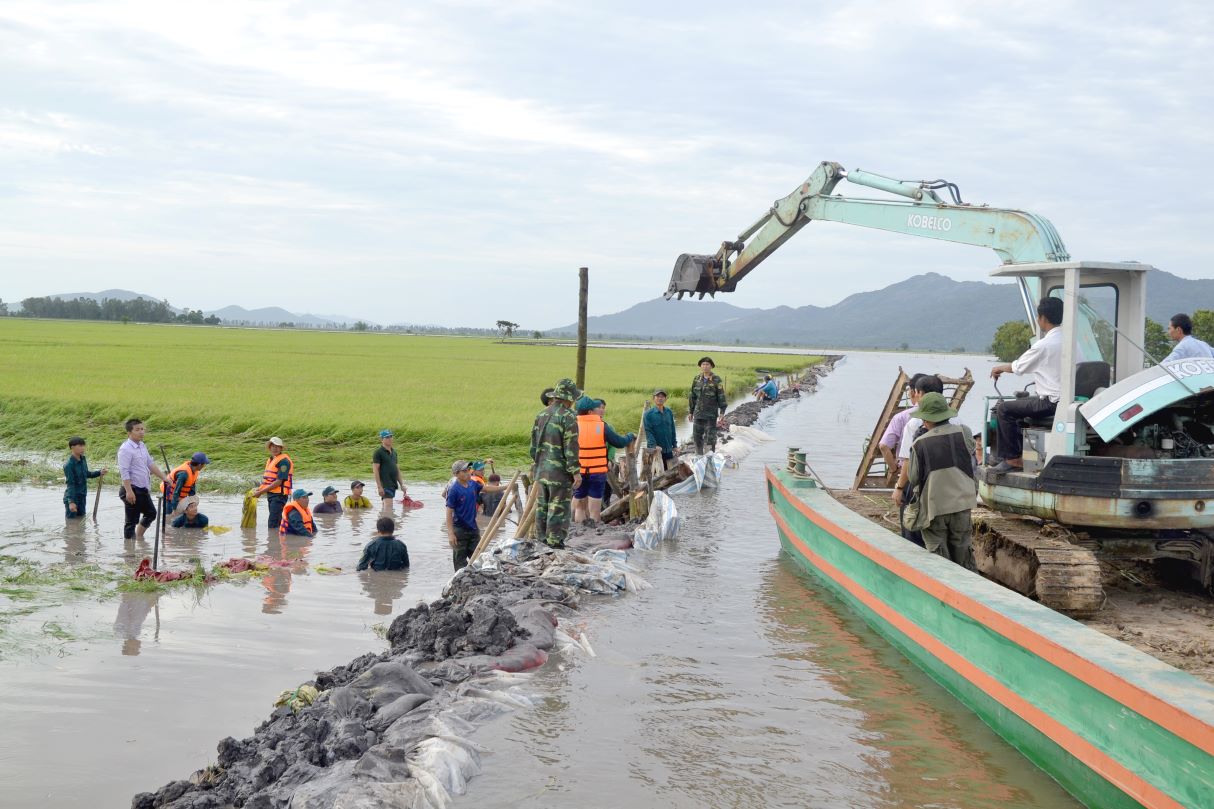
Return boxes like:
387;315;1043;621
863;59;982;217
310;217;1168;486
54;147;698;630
206;305;341;327
547;269;1214;351
47;288;180;312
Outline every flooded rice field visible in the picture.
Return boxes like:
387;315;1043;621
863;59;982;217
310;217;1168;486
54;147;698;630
1;351;1082;808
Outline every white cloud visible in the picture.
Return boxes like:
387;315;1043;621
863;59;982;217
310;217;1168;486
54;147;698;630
1;1;1212;327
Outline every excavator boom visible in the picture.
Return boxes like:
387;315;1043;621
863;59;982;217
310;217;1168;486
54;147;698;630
666;161;1069;306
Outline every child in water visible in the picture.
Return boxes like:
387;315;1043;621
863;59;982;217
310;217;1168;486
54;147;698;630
63;436;106;519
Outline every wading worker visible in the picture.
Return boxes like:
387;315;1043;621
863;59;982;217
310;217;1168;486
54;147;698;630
530;378;582;549
644;388;677;471
902;393;978;569
118;418;173;541
63;436;106;519
573;396;634;526
445;460;507;569
279;489;315;537
688;356;727;455
253;437;293;529
162;452;209;517
989;296;1063;474
373;429;407;511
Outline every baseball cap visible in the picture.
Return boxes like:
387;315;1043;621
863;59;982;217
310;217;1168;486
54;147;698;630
191;452;210;465
379;429;393;439
653;389;667;396
350;480;364;489
451;460;471;475
292;489;312;500
322;485;339;496
268;436;284;447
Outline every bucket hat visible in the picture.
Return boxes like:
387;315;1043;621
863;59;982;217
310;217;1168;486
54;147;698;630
698;356;715;367
910;392;957;422
552;378;581;402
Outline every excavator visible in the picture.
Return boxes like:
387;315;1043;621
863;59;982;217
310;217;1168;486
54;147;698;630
667;160;1214;604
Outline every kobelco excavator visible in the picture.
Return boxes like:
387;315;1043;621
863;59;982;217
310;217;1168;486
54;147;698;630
668;160;1214;594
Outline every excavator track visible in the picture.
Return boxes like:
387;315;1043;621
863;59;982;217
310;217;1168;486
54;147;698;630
971;507;1104;616
829;490;1105;617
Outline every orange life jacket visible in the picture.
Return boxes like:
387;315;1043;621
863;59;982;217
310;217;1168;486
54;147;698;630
279;500;314;535
161;461;200;499
577;414;608;475
262;453;293;496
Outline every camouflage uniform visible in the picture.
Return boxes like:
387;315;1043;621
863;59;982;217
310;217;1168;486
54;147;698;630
530;378;581;548
688;372;727;454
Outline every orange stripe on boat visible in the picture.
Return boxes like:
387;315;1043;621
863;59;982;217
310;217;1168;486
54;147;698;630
770;507;1186;809
767;470;1214;759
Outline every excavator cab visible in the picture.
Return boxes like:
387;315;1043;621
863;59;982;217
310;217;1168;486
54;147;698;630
981;260;1147;470
978;262;1214;589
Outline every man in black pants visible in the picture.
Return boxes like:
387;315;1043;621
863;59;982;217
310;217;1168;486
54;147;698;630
117;418;172;541
989;297;1064;474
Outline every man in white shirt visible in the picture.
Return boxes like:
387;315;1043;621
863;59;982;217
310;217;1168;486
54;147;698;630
1163;313;1214;363
988;297;1064;474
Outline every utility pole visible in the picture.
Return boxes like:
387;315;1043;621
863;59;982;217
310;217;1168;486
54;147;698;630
576;266;588;390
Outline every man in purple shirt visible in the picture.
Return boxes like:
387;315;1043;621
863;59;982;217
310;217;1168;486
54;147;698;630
878;374;928;472
117;418;172;541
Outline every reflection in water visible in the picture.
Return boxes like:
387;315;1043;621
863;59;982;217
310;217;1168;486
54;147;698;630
359;570;409;615
260;532;312;615
756;559;1075;808
113;592;160;657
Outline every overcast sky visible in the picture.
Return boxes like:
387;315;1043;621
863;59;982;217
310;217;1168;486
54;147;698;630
2;1;1212;328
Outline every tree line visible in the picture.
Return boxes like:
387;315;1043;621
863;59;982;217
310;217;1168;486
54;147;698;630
989;312;1214;363
7;296;221;325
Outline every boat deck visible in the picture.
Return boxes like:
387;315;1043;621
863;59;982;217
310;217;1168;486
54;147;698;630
829;488;1214;686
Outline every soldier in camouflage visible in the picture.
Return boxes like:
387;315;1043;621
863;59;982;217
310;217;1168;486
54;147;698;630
687;356;727;454
529;377;583;548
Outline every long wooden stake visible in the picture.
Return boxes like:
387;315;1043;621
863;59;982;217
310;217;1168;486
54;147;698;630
576;266;589;391
472;471;521;562
627;400;648;521
515;483;540;538
480;472;520;541
91;473;104;522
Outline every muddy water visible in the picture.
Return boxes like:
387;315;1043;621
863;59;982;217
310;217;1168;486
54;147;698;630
0;351;1078;808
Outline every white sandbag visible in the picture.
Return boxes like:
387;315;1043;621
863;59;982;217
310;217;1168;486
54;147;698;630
633;491;680;549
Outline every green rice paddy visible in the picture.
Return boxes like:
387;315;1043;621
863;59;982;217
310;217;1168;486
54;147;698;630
0;318;818;483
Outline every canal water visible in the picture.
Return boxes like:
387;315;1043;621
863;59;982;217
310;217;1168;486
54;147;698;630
0;351;1079;808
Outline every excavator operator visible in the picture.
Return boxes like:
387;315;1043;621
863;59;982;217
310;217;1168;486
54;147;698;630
988;296;1064;474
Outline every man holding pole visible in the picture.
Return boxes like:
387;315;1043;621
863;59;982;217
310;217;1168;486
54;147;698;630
529;378;582;549
117;418;172;541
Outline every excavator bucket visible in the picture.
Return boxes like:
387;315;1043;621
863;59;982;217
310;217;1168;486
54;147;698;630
664;254;719;300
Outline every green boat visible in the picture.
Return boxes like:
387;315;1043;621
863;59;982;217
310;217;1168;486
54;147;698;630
766;464;1214;809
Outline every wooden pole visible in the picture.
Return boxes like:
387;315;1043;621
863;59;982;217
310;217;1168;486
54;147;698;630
472;471;521;562
627;399;648;521
91;473;104;522
515;482;540;539
576;266;588;391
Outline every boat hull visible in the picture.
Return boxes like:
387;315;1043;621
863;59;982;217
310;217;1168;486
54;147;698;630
767;466;1214;809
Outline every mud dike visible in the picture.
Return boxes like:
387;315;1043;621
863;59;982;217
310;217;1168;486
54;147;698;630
131;368;821;809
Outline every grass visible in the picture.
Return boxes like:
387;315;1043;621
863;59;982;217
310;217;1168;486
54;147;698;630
0;318;819;482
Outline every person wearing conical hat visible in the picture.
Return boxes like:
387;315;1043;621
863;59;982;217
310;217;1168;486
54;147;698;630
529;378;582;549
902;392;978;570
